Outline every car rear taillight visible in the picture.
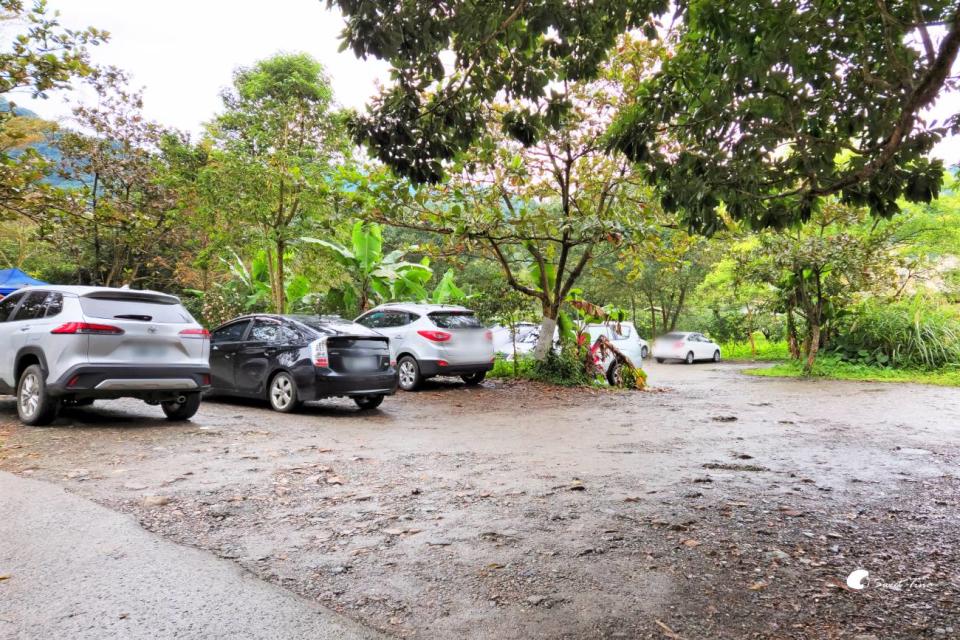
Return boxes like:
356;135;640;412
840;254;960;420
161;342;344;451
484;330;493;341
51;322;124;335
310;338;329;368
179;328;210;339
673;341;685;348
437;360;448;367
417;330;452;342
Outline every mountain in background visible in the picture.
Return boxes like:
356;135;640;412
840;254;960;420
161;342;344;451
1;98;77;188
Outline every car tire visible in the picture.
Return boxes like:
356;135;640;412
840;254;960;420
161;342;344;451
354;395;384;410
397;356;421;391
606;362;624;387
161;393;201;421
713;350;721;362
267;372;300;412
641;346;649;359
685;351;695;365
17;364;59;426
461;371;486;386
655;358;664;364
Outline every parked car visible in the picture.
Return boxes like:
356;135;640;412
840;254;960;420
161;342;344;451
490;322;538;354
208;314;396;412
652;332;721;364
585;322;649;362
355;303;494;391
0;286;211;426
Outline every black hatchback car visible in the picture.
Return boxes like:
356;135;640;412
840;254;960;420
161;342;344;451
208;314;397;412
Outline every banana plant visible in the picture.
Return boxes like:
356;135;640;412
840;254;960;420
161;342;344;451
303;221;433;314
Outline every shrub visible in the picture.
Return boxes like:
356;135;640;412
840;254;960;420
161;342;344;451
831;297;960;370
531;346;594;386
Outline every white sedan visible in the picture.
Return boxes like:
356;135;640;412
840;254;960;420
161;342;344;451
652;332;721;364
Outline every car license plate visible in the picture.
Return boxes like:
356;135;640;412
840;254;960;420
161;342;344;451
345;357;378;372
132;344;169;358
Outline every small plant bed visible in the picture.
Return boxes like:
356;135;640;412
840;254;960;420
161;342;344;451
745;356;960;388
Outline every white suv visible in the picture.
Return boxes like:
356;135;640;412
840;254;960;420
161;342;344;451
0;286;211;425
355;303;494;391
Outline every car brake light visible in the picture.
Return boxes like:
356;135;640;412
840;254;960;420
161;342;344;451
179;328;210;339
437;360;448;367
673;341;685;348
310;338;329;367
484;330;493;341
417;330;452;342
66;375;80;388
202;374;211;386
51;322;124;335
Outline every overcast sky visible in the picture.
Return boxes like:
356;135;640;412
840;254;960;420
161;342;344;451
9;0;960;166
11;0;390;134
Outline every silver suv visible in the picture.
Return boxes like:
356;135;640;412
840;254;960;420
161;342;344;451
0;286;211;425
355;303;494;390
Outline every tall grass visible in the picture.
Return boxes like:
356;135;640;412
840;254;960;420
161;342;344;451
832;297;960;370
719;334;790;361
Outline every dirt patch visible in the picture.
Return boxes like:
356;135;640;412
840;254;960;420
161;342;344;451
2;363;960;638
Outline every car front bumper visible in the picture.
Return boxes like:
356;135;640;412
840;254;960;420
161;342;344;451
49;364;211;400
418;360;495;377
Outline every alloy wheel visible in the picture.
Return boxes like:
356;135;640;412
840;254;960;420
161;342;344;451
19;372;40;419
399;360;417;390
271;375;294;410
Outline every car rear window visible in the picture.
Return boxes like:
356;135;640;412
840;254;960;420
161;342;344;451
663;333;687;340
429;311;482;329
80;297;193;323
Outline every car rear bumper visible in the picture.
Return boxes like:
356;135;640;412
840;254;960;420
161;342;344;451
49;364;211;400
419;360;494;377
303;368;398;400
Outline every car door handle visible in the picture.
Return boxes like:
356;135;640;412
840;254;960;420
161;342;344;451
264;349;277;357
19;325;30;332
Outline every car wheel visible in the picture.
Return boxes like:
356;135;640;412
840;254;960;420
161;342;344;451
685;351;695;365
161;393;201;421
641;346;649;359
354;395;384;410
17;364;59;426
268;372;300;412
397;356;421;391
606;362;624;386
655;358;664;364
461;371;486;386
713;350;721;362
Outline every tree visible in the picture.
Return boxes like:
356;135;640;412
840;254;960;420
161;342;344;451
303;221;432;315
329;0;667;184
608;1;960;232
743;203;904;373
0;0;106;222
331;0;960;233
52;72;183;287
351;39;657;359
203;53;348;313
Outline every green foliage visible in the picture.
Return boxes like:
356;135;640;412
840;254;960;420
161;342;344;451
611;1;959;231
303;221;432;315
746;356;960;388
719;337;790;362
330;0;667;183
831;298;960;370
530;346;595;386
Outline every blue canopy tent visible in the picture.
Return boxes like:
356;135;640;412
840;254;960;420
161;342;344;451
0;268;47;296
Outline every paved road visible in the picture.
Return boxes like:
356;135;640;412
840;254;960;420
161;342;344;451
0;472;384;640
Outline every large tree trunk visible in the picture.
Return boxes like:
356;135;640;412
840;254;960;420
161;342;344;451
533;313;557;361
273;240;286;314
786;308;800;359
803;321;821;375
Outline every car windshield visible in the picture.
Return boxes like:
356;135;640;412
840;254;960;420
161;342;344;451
429;311;482;329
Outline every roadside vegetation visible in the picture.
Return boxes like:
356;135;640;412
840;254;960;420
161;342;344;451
2;1;960;387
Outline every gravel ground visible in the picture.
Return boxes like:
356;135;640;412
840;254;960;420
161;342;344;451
2;362;959;639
